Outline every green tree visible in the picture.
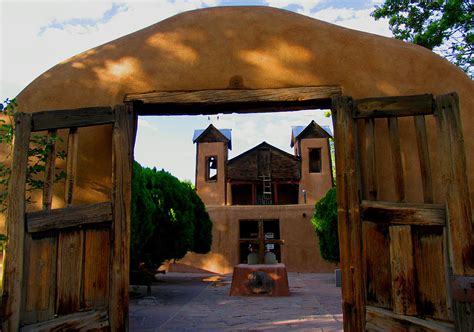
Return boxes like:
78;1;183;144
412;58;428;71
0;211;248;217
130;162;212;270
311;187;339;264
372;0;473;77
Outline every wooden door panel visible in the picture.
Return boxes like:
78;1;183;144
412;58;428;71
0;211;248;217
2;105;134;331
21;235;56;325
56;229;84;315
363;222;391;309
332;93;472;331
83;228;110;309
413;226;451;321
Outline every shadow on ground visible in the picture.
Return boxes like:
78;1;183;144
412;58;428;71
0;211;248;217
129;272;343;331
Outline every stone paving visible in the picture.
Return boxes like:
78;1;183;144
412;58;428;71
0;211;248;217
130;272;343;331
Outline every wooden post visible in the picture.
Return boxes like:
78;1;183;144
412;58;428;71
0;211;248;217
387;117;405;202
42;129;57;210
364;119;377;200
332;96;365;331
414;115;433;203
3;112;31;332
435;93;474;331
109;104;135;331
65;127;79;206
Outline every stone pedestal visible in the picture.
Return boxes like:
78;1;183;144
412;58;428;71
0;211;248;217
229;263;290;296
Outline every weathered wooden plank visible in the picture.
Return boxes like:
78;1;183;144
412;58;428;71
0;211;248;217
21;309;109;332
364;119;377;200
26;202;113;233
56;230;84;315
360;200;445;226
414;115;433;203
413;226;450;320
435;93;473;275
3;112;31;332
435;93;474;332
353;94;433;119
451;275;474;303
20;235;57;325
332;96;365;331
65;128;79;206
31;107;114;131
366;306;455;331
387;117;405;202
363;222;391;309
42;129;57;210
389;225;417;315
109;104;134;331
83;229;110;309
126;86;341;104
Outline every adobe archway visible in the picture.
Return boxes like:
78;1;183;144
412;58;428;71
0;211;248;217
2;6;473;331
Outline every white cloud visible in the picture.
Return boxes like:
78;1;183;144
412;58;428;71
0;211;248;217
1;0;389;181
311;6;391;36
1;0;219;98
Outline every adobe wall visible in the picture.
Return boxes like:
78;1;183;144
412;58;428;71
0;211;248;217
4;6;474;230
196;141;227;205
175;204;337;274
298;137;333;204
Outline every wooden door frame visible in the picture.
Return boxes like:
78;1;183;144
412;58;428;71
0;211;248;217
2;86;341;330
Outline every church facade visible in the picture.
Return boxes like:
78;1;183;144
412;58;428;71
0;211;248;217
170;120;337;273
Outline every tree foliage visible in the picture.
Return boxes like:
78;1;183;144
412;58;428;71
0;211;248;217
311;187;339;264
372;0;473;77
131;162;212;269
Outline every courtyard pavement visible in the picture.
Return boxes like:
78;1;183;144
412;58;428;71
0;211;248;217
129;272;343;331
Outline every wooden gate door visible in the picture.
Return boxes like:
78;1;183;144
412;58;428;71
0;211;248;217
2;105;135;331
332;93;473;331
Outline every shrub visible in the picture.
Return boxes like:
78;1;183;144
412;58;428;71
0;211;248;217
311;187;339;264
130;162;213;270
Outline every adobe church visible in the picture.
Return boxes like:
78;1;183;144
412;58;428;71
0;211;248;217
173;120;337;273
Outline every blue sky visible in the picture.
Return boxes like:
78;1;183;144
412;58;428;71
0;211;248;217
1;0;391;182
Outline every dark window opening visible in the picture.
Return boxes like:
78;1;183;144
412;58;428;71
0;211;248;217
206;156;218;181
276;184;299;204
231;184;253;205
309;148;322;173
239;219;281;264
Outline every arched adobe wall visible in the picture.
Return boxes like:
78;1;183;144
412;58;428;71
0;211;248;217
14;6;474;207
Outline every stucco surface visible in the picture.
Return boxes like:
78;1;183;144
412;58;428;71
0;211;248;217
298;137;333;203
174;205;337;274
9;7;474;219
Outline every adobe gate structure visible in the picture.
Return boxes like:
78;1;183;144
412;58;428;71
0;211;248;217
1;6;473;332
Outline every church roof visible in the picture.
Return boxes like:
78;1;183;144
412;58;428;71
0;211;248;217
227;141;300;181
290;121;332;147
193;124;232;149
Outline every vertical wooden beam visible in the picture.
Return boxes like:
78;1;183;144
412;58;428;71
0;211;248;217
435;93;474;331
364;119;377;200
435;93;473;275
56;127;83;315
65;128;79;206
414;115;433;203
258;220;265;264
109;104;134;331
332;96;365;331
387;117;405;202
389;225;417;315
42;129;57;210
3;112;31;332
